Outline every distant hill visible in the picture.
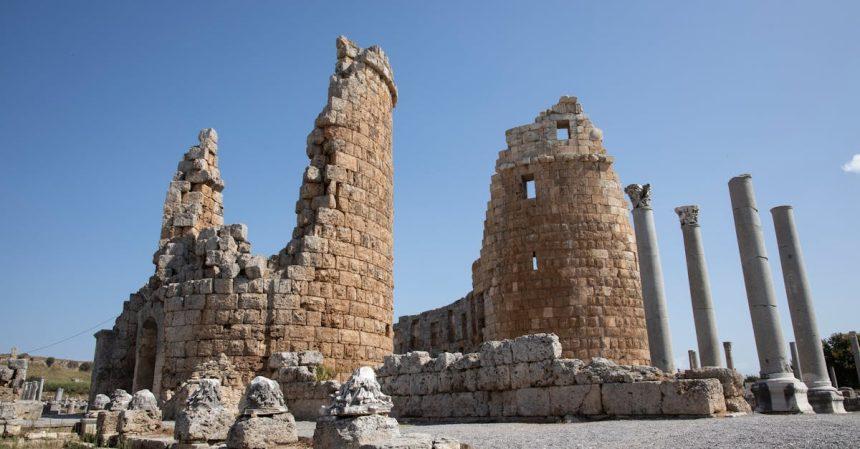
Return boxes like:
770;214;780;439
1;354;93;399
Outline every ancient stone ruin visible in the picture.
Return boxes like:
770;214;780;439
90;35;398;404
394;97;650;365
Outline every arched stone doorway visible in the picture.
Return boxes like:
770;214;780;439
132;318;158;392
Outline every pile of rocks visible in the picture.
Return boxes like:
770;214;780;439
118;389;164;438
314;366;460;449
0;357;28;401
377;333;734;421
165;353;245;420
95;388;133;446
226;376;299;449
267;350;340;420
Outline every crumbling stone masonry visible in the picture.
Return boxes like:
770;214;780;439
378;334;744;422
395;97;650;365
91;36;397;403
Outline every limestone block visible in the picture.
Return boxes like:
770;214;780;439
547;384;603;416
313;414;400;449
433;352;462;372
277;366;316;383
479;340;513;366
477;364;511;391
452;353;480;370
660;379;726;416
378;354;403;377
601;382;662;416
401;352;432;374
298;350;324;367
511;334;562;363
515;388;550;417
175;379;234;443
109;389;133;411
420;394;453;418
129;389;160;416
118;409;163;435
409;372;438;396
11;400;43;420
268;352;300;370
225;413;298;449
96;410;121;447
551;359;584;386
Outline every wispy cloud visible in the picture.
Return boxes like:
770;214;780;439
843;154;860;173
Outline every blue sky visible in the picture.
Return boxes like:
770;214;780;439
1;1;858;375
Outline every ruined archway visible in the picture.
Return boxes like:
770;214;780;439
132;318;158;392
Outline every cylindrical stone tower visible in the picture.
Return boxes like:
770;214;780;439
275;36;398;376
473;97;651;365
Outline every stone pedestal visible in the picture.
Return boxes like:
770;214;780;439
771;205;844;414
626;184;675;372
728;175;812;414
675;205;722;367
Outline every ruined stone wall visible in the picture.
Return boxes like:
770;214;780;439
91;36;397;401
393;292;485;355
378;334;740;421
395;97;650;365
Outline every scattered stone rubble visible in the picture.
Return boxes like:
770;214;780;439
95;389;133;446
226;376;299;449
314;366;461;449
378;334;740;421
0;356;28;401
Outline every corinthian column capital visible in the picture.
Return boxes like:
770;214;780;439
674;205;700;226
625;183;652;209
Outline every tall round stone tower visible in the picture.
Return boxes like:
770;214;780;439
473;96;650;364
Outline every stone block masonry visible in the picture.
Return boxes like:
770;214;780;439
395;97;650;366
90;36;397;403
377;334;740;422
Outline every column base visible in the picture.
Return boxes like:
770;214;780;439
807;386;847;414
751;375;814;414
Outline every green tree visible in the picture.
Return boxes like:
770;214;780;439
822;332;858;388
45;357;56;367
78;362;92;372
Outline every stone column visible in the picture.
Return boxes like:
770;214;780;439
56;388;64;402
771;205;844;413
675;205;722;367
625;184;675;373
723;341;735;370
850;332;860;387
728;174;812;413
688;350;700;370
36;378;45;401
829;366;839;389
789;342;802;380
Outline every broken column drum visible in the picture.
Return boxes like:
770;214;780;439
626;184;674;372
771;205;845;413
728;174;812;414
723;342;734;370
675;205;722;368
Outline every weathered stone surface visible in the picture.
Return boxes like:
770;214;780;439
547;384;603;416
129;389;160;415
660;379;726;416
680;367;751;413
175;379;234;443
118;409;163;435
109;389;133;411
226;412;298;449
313;414;400;449
96;410;121;447
324;366;392;417
240;376;287;415
601;382;662;416
91;393;110;411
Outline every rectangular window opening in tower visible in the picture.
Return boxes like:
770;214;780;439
522;174;536;199
556;120;571;140
532;252;539;271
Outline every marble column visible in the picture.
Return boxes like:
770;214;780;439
771;205;844;413
625;184;675;372
828;366;839;389
723;341;735;370
728;174;812;413
36;378;44;401
675;205;722;367
688;350;700;370
851;332;860;387
789;341;802;380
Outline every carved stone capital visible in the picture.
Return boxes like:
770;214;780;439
625;184;652;209
674;205;700;226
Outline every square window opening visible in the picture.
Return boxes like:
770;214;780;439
522;174;536;199
556;120;570;140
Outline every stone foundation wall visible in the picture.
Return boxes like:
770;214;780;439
378;334;736;421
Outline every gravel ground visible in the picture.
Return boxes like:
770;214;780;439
296;413;860;449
